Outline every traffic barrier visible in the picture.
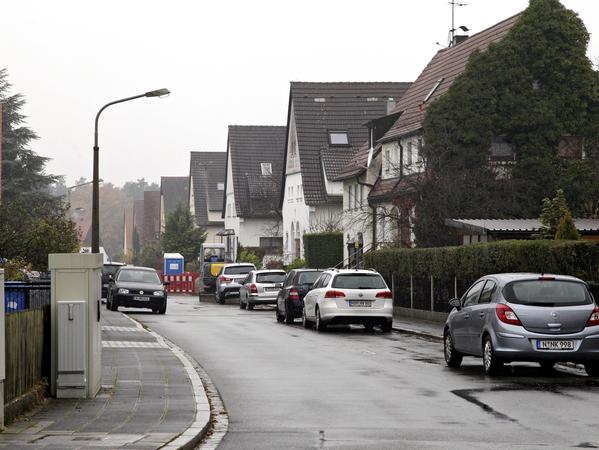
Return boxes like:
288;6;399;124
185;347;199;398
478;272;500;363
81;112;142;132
161;272;199;294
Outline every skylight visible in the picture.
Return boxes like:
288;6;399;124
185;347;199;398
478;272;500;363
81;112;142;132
329;130;349;146
217;182;224;191
423;78;445;104
261;163;272;176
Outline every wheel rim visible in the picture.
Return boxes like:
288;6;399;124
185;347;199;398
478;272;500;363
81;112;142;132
444;335;452;361
483;341;492;370
316;310;320;329
302;308;306;325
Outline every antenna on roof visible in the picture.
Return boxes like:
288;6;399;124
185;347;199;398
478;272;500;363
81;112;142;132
448;0;469;47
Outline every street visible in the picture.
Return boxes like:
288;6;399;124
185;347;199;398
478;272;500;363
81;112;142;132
127;295;599;450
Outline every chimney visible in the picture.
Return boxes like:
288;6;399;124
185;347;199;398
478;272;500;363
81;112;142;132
386;97;395;114
452;34;469;46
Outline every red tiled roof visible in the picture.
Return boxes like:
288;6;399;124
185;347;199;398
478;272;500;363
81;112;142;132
381;14;520;142
368;173;422;202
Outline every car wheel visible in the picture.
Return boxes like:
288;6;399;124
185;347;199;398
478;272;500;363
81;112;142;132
110;298;118;311
444;330;463;368
217;292;225;304
364;323;374;332
584;361;599;377
482;336;503;375
284;303;294;324
381;321;393;333
247;302;254;310
106;294;111;309
158;304;166;315
276;305;284;322
240;299;247;310
302;307;312;329
539;361;555;372
315;307;326;332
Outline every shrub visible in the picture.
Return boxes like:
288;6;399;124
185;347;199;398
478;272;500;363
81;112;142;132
286;258;307;271
237;249;262;269
364;240;599;283
303;232;343;269
555;211;580;240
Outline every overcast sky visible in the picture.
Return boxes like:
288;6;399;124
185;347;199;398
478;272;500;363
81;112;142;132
2;0;598;187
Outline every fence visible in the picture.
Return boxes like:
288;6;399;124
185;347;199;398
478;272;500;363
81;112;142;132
161;272;199;294
4;304;51;404
4;281;51;313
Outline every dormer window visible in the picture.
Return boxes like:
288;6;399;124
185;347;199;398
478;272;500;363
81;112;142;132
217;182;224;191
328;130;349;146
261;163;272;176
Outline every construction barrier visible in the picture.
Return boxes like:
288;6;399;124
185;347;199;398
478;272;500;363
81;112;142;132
161;272;199;294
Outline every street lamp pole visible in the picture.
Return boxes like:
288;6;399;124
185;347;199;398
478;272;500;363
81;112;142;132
91;88;170;253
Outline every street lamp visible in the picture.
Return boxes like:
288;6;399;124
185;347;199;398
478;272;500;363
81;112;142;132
67;179;102;207
91;88;170;253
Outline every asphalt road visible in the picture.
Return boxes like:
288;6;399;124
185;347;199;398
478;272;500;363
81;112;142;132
128;295;599;450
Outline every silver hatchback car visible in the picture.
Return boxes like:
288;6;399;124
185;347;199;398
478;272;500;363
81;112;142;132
239;270;286;310
444;273;599;376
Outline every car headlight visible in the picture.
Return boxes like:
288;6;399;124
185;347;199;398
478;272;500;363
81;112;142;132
153;290;164;296
118;288;129;294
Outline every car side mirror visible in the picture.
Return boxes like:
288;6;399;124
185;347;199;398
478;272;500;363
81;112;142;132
449;298;461;310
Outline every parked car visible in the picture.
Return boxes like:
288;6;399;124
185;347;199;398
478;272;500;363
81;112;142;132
443;273;599;376
276;269;323;324
101;262;126;299
239;270;286;310
106;266;167;314
215;263;256;304
302;269;393;332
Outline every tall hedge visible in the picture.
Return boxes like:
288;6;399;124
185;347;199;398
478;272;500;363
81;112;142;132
303;232;343;269
364;240;599;283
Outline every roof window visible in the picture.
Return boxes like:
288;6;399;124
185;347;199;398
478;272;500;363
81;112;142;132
314;97;326;103
423;78;445;104
217;182;224;191
329;130;349;146
366;97;379;102
261;163;272;176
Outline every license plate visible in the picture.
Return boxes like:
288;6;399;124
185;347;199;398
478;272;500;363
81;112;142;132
536;340;574;350
348;300;371;307
134;296;150;301
265;287;278;291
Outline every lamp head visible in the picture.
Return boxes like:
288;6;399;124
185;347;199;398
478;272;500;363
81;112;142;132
145;88;170;98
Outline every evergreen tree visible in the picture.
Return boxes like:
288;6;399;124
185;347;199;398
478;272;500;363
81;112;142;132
555;210;580;240
537;189;568;238
161;203;206;263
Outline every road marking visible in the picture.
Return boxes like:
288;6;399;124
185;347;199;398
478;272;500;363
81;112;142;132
101;326;145;332
102;341;166;348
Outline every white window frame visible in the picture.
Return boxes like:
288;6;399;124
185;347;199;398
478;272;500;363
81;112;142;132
261;162;272;176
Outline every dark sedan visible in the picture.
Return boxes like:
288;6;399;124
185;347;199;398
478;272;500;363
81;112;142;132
101;262;125;298
275;269;323;324
107;266;168;314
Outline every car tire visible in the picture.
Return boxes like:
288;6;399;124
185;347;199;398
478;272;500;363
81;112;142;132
539;361;555;372
315;307;326;332
217;292;225;305
240;299;247;310
106;295;111;309
247;302;254;310
482;336;503;375
584;361;599;377
276;305;284;322
381;321;393;333
284;303;294;324
444;330;463;368
302;307;312;329
110;298;118;311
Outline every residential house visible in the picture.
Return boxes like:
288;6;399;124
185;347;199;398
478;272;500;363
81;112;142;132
160;176;190;233
132;199;144;248
143;190;161;244
372;14;520;246
280;82;412;264
122;207;134;259
189;151;226;243
222;125;286;261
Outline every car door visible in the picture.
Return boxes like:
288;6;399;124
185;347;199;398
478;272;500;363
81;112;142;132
239;273;252;302
468;280;497;355
278;271;294;311
452;280;485;353
304;274;325;318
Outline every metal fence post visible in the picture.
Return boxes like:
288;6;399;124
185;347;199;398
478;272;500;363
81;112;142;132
410;275;413;310
430;275;434;312
454;276;458;299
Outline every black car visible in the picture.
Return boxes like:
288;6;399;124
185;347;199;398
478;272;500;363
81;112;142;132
101;262;126;298
275;269;323;324
107;266;168;314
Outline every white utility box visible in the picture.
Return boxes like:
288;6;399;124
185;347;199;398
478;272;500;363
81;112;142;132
49;254;102;398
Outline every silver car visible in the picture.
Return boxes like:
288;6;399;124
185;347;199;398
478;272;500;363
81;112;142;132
215;263;256;304
444;273;599;376
239;270;286;310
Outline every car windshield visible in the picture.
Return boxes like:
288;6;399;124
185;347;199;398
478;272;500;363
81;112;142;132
256;273;286;284
332;274;386;289
298;271;322;285
117;269;161;284
503;279;592;306
225;266;254;275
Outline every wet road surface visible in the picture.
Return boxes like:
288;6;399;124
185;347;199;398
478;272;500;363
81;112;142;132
128;295;599;450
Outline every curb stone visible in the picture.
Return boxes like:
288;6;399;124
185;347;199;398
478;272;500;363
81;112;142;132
123;314;212;450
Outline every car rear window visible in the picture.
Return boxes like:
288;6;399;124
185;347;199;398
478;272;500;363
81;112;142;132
503;280;592;306
256;273;286;284
332;274;386;289
225;266;254;275
297;271;322;285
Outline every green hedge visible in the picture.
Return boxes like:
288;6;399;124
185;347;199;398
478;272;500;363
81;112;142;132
364;240;599;282
303;232;343;269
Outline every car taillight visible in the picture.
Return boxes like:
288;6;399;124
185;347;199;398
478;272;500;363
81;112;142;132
496;304;522;326
324;290;346;299
250;283;258;294
219;275;232;283
289;289;300;301
376;290;392;299
586;306;599;327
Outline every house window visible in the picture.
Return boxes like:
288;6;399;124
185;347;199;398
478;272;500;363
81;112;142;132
358;185;363;207
217;182;224;191
348;185;354;209
384;149;391;174
489;138;515;161
261;163;272;176
260;237;283;249
558;136;584;159
353;184;359;209
329;130;349;146
406;141;413;165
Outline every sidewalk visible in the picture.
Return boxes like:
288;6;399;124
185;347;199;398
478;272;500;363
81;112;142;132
0;310;209;449
393;313;444;341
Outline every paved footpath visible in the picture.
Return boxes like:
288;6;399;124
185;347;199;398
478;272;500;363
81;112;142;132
0;309;210;449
